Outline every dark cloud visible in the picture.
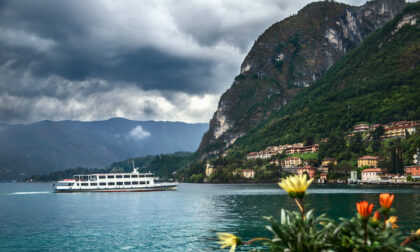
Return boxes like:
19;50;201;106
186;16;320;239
0;0;372;124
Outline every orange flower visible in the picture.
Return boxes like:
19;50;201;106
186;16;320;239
356;201;374;220
372;211;380;223
385;216;398;229
379;193;394;212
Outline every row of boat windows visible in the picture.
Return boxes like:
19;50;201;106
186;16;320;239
99;174;153;179
73;174;154;181
74;181;150;186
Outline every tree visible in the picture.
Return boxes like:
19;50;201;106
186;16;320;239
389;139;404;175
350;132;364;154
371;126;385;153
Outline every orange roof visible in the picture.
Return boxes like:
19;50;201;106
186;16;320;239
358;156;378;160
362;168;384;173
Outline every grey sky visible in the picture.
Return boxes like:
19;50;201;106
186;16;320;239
0;0;381;124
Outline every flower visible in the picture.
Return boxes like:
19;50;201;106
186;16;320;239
379;193;394;212
372;211;380;223
217;233;242;252
385;216;398;229
416;228;420;238
278;174;314;198
356;201;374;220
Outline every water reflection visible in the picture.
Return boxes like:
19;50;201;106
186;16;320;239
0;183;419;251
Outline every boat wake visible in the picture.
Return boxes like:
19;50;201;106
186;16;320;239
9;191;50;195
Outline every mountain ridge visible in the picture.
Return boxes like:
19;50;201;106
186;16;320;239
0;118;207;181
227;2;420;157
198;0;407;156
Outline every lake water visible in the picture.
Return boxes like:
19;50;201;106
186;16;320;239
1;183;419;251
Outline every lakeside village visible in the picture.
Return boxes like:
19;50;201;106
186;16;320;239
201;120;420;184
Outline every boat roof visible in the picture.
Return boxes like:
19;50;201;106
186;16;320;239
73;172;153;176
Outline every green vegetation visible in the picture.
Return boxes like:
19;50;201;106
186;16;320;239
218;176;420;251
228;3;420;158
183;3;420;183
289;152;318;161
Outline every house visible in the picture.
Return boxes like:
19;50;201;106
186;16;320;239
297;165;316;179
383;121;418;138
358;156;379;168
242;169;256;179
283;167;299;174
246;151;273;160
284;157;303;168
205;163;215;177
392;176;407;183
404;166;420;179
354;123;369;132
233;169;255;179
285;144;319;155
361;168;385;182
350;170;358;181
317;167;329;173
322;158;337;167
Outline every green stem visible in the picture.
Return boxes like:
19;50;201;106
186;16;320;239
364;222;368;246
244;238;271;245
383;213;388;230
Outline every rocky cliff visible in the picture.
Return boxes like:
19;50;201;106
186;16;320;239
198;0;406;156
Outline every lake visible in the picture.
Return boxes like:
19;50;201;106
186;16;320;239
1;183;419;251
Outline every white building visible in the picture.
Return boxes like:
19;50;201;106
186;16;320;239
361;168;384;182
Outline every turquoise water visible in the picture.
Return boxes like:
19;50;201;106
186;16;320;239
1;183;419;251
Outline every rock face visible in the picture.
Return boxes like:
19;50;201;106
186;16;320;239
198;0;406;156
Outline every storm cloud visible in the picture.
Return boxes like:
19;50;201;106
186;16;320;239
0;0;371;124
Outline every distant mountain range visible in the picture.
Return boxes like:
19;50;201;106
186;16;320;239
0;118;208;181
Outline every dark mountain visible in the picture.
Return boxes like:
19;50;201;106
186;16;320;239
198;0;406;156
0;118;207;181
227;2;420;157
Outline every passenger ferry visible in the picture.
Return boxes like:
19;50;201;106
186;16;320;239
53;163;178;193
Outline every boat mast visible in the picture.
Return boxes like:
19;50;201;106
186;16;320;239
132;160;139;174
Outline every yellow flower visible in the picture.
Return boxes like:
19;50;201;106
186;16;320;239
385;216;398;229
278;174;314;198
217;233;241;252
415;228;420;238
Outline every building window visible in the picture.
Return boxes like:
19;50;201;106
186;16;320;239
117;182;123;185
124;182;131;185
90;183;98;186
146;181;150;184
132;181;138;185
99;182;106;186
116;175;122;178
131;175;138;178
108;182;115;186
107;175;114;179
124;175;130;178
81;183;88;186
99;176;106;179
140;181;145;184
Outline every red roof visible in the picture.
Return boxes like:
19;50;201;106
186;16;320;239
362;168;384;173
358;156;379;160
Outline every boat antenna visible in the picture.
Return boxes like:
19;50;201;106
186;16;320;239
132;160;139;174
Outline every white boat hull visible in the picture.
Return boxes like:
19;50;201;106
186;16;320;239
54;183;178;193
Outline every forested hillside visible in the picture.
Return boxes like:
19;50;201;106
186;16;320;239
227;3;420;158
